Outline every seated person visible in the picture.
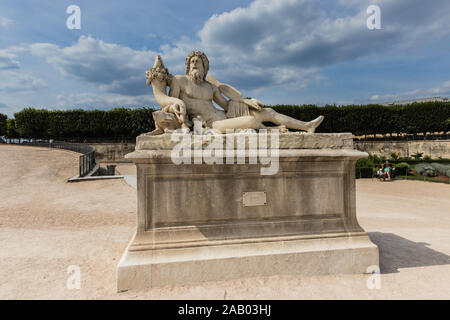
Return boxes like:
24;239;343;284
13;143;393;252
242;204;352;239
381;160;393;181
376;165;384;180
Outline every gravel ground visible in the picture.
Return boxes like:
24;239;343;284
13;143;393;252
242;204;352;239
0;145;449;299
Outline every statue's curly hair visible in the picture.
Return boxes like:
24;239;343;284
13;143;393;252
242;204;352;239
185;51;209;80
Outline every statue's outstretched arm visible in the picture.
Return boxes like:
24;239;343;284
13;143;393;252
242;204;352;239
207;74;263;111
212;86;229;112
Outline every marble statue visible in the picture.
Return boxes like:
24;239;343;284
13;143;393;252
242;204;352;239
146;51;324;134
118;51;378;290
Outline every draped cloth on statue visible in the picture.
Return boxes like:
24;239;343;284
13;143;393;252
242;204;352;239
227;100;251;118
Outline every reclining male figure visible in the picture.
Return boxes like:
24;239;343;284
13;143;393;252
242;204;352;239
150;51;324;134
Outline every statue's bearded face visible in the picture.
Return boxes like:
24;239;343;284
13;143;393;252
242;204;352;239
189;55;205;84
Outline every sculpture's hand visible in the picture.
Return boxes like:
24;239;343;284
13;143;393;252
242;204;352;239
243;98;264;111
169;100;186;115
167;99;192;128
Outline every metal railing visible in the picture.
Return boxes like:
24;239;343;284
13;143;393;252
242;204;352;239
79;150;96;177
1;138;96;177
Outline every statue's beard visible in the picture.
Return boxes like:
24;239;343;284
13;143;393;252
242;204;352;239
189;69;204;84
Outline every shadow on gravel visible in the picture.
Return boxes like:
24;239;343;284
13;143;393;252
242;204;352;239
368;232;450;274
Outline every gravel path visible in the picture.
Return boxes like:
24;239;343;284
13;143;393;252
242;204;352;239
0;145;449;299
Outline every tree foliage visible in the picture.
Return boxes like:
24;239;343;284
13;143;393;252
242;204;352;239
0;113;6;136
6;119;19;138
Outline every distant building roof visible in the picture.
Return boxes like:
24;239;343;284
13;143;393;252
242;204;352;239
381;97;450;106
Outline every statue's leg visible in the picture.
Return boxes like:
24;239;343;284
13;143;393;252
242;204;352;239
211;116;265;133
150;110;181;135
250;108;324;133
148;127;165;135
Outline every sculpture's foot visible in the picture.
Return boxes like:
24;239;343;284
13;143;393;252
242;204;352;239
307;115;324;133
164;127;177;134
277;125;289;133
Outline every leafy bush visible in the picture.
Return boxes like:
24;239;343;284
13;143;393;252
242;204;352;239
0;113;6;136
355;167;375;178
390;152;399;161
356;154;385;169
394;162;410;176
412;152;423;160
430;163;450;177
414;163;437;177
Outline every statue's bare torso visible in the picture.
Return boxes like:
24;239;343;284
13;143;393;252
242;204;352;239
170;75;227;126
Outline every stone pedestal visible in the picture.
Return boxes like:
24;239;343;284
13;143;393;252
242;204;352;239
117;132;379;291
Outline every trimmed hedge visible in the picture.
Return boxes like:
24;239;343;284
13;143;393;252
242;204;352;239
0;113;6;136
393;162;410;176
9;101;450;139
355;167;375;178
271;102;450;135
355;162;410;178
13;107;155;140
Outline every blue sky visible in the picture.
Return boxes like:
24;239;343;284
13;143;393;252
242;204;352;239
1;0;450;117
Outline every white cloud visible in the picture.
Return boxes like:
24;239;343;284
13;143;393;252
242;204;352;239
0;102;16;118
378;89;421;101
29;35;159;96
0;49;20;70
0;16;13;28
23;1;342;94
368;82;450;103
167;0;450;90
428;81;450;95
0;70;46;93
54;93;155;108
13;0;450;104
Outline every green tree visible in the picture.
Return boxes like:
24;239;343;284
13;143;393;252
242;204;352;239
0;113;7;136
6;119;19;138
